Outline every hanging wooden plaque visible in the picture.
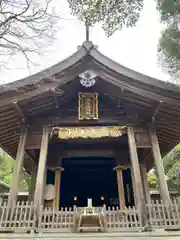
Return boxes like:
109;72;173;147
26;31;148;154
78;92;98;120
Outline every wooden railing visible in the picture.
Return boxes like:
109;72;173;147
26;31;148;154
0;201;36;232
105;206;142;231
38;207;74;232
146;199;180;229
0;200;179;232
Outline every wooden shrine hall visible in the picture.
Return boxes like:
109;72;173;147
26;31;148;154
0;40;180;232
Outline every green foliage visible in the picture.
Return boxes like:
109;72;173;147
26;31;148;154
67;0;144;36
67;0;180;79
0;149;14;185
162;144;180;193
157;0;180;79
0;149;30;191
148;171;157;188
157;0;180;24
148;144;180;192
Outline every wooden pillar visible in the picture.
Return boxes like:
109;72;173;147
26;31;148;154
127;126;145;222
28;165;37;202
8;125;27;207
130;167;137;206
34;125;49;208
149;125;170;203
140;164;151;204
114;166;125;210
52;167;64;211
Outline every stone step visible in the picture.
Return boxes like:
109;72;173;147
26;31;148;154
0;230;180;239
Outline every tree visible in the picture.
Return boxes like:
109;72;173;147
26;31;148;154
157;0;180;80
147;171;157;189
163;144;180;193
0;149;30;191
0;0;59;68
67;0;180;80
67;0;144;37
147;144;180;192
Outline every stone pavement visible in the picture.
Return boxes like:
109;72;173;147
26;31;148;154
0;230;180;240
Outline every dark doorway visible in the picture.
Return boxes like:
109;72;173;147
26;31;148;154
60;157;117;207
59;157;134;207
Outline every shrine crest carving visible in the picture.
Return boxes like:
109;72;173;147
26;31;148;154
78;92;98;120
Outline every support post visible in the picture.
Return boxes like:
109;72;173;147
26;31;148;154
127;126;145;224
34;125;49;209
8;125;27;207
140;164;151;204
113;166;125;210
52;167;64;211
149;125;170;203
130;167;137;206
28;165;37;202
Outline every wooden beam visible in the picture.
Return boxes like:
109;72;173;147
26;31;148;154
51;88;63;108
98;71;180;106
130;167;137;206
7;124;27;207
0;83;64;109
117;88;124;108
127;126;145;224
149;124;171;203
135;132;151;148
28;116;143;128
25;150;36;165
1;137;19;146
34;125;49;209
50;167;64;211
152;101;163;123
140;164;151;204
114;165;125;210
0;62;93;109
13;101;25;121
0;117;20;127
141;150;152;164
28;165;37;201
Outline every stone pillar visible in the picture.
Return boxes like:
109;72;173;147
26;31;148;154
34;125;49;209
114;166;125;210
28;165;37;202
53;167;64;211
140;164;151;204
8;125;27;207
149;125;170;203
127;126;145;222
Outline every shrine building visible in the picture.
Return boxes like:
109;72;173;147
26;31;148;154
0;40;180;233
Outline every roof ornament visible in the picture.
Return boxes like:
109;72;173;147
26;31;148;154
79;70;97;88
85;20;90;42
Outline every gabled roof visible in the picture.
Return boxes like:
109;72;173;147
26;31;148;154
0;41;179;94
0;41;180;172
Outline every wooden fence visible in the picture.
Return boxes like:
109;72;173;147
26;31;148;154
105;206;143;231
0;200;179;232
0;201;36;232
37;207;74;232
146;199;180;230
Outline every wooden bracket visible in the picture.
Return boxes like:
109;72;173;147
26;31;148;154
113;164;129;171
152;101;163;123
13;101;26;122
51;88;60;108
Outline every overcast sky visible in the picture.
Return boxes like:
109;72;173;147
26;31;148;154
0;0;170;84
